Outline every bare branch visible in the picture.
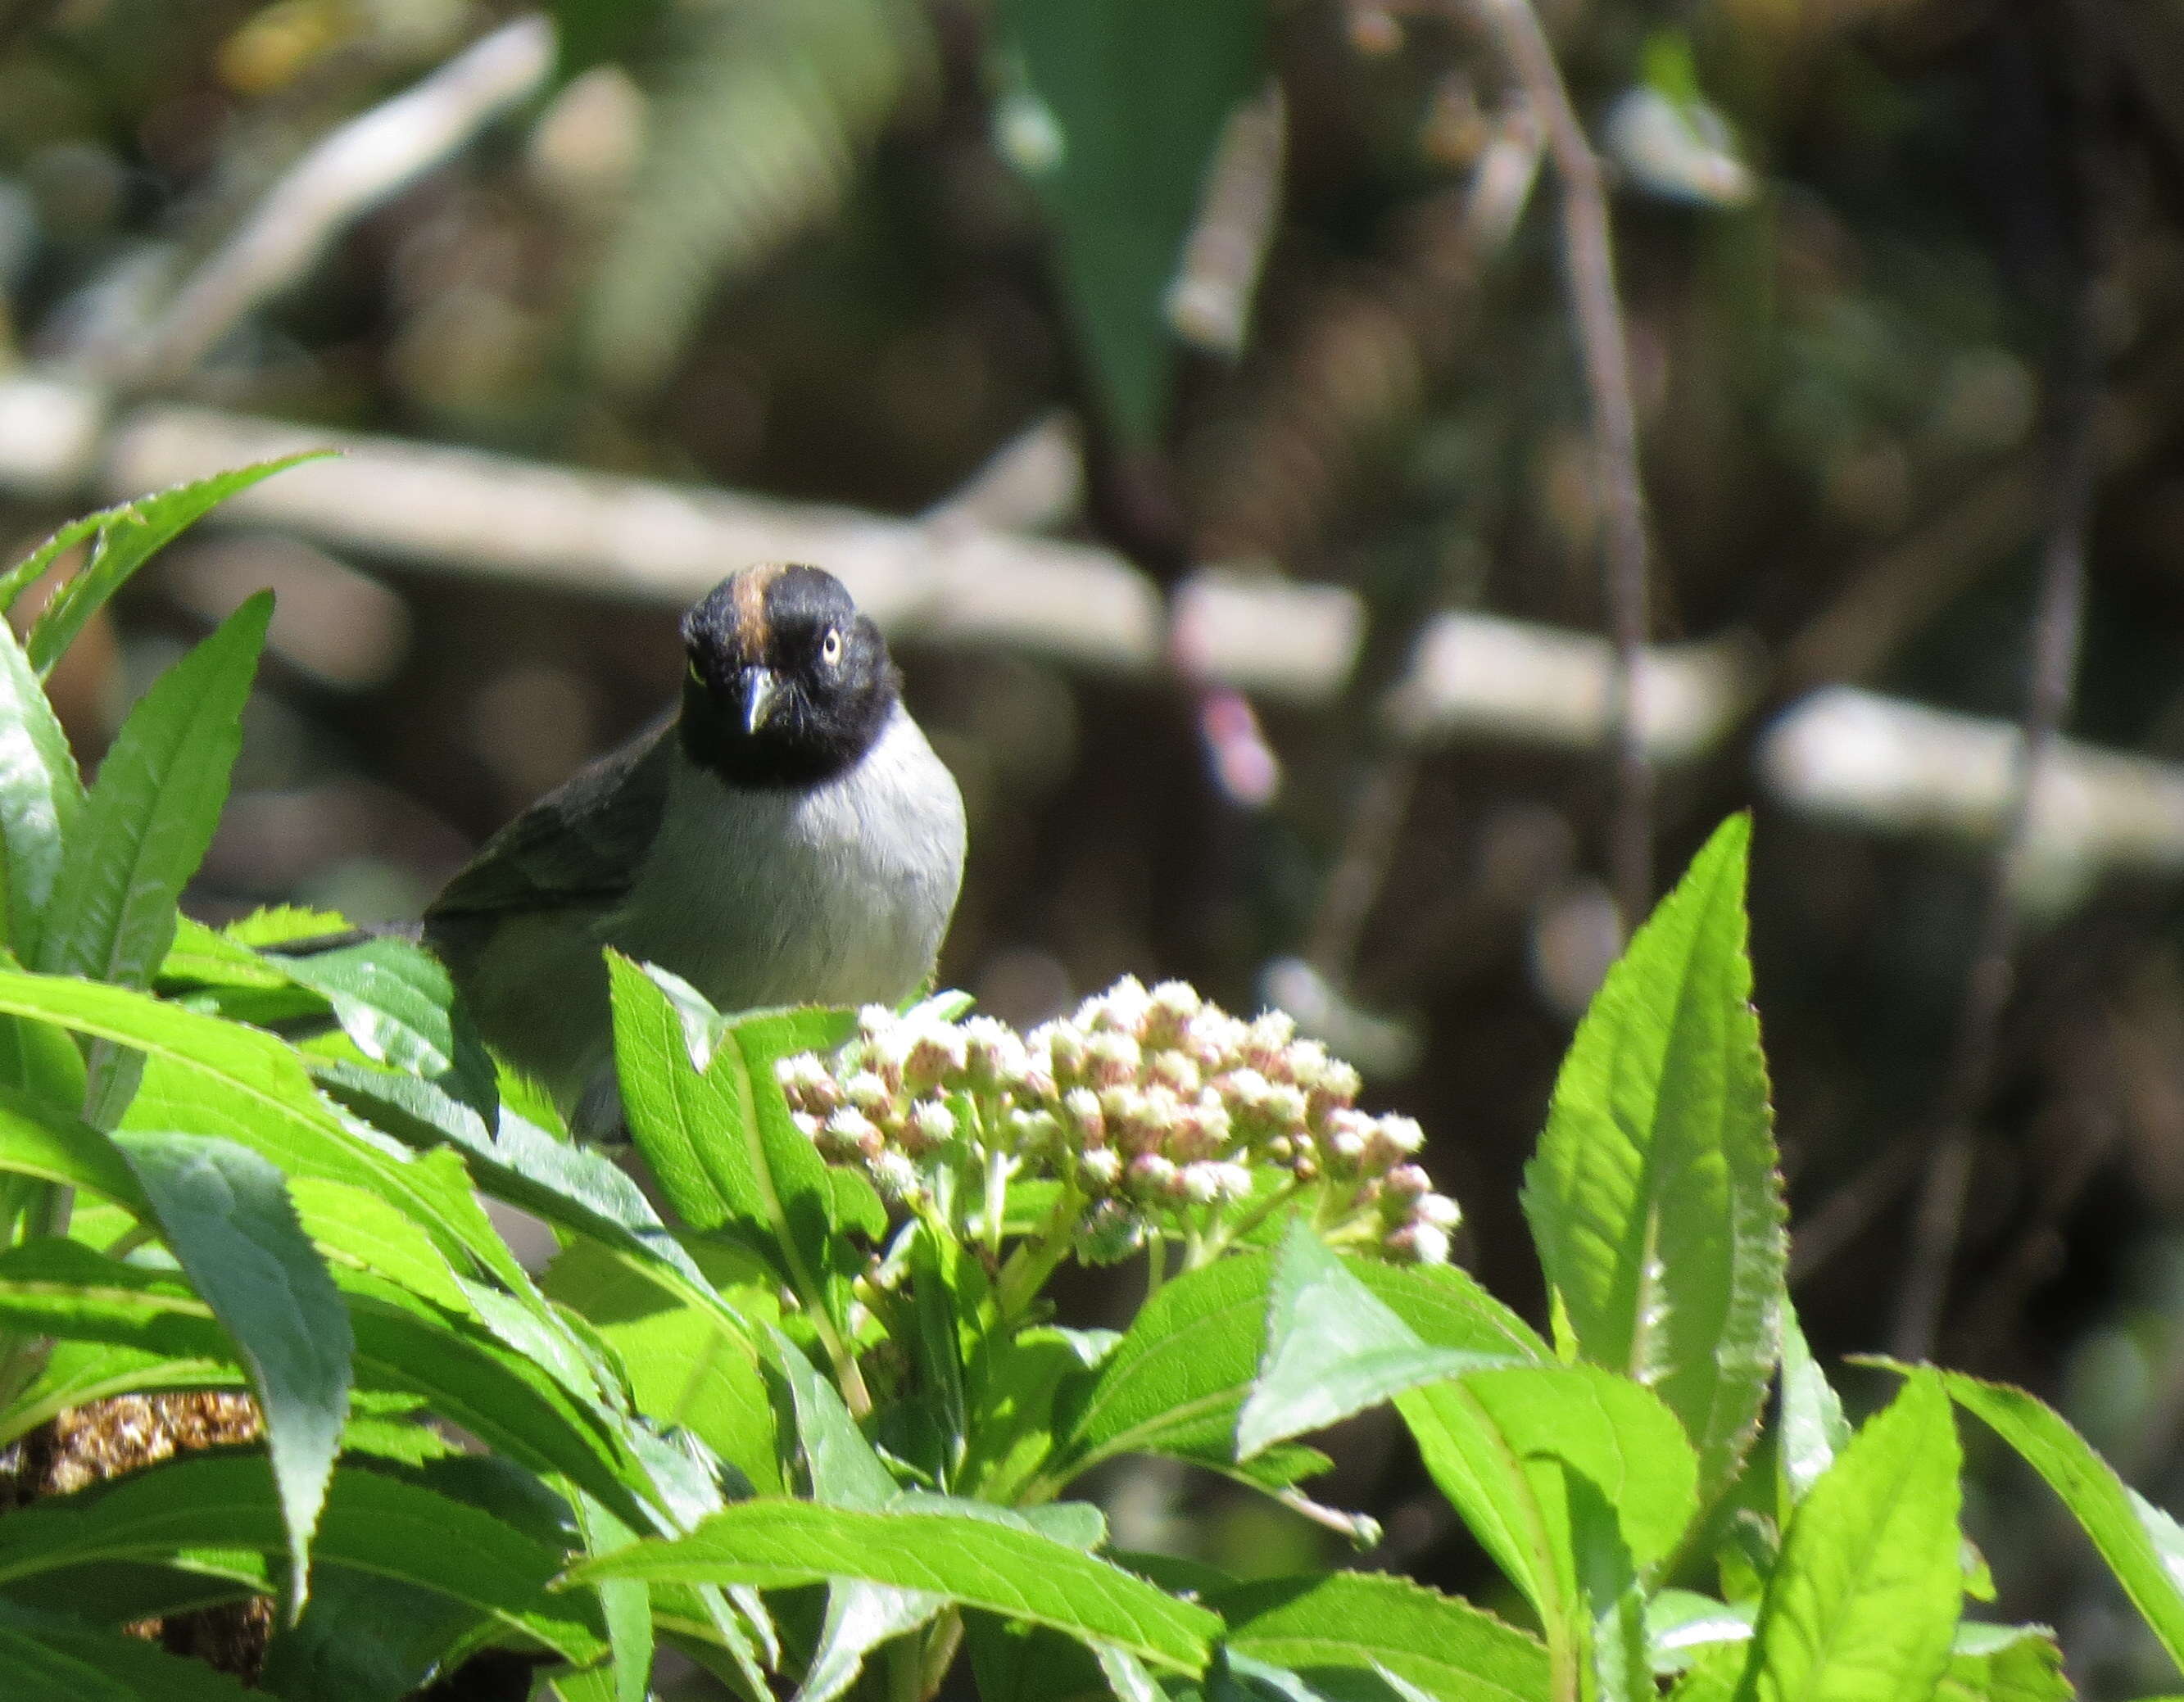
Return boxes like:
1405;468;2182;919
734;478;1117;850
124;16;555;386
1891;2;2111;1363
1466;0;1655;924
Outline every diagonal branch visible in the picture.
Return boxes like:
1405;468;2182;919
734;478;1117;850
1465;0;1656;924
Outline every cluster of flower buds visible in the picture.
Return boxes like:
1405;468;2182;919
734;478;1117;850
775;978;1462;1266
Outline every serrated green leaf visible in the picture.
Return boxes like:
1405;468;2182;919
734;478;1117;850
1394;1360;1694;1685
1570;1468;1651;1702
543;1238;782;1496
0;1084;146;1213
0;971;532;1293
288;1176;474;1316
273;934;474;1092
0;1597;255;1700
258;1568;484;1702
1737;1369;1962;1702
1933;1368;2184;1675
1211;1570;1548;1702
39;595;270;1000
113;1130;352;1614
224;905;352;948
1523;813;1787;1505
1778;1297;1847;1511
0;620;81;961
1937;1623;2071;1702
1647;1591;1754;1676
17;455;329;671
0;1453;605;1664
995;0;1264;443
609;957;862;1328
567;1498;1220;1673
1237;1218;1514;1460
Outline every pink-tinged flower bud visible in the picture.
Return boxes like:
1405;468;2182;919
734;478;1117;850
1099;975;1153;1036
1085;1031;1142;1089
1079;1147;1122;1189
1290;1152;1319;1183
1416;1193;1461;1229
1286;1039;1332;1086
1321;1108;1374;1167
903;1027;966;1094
1127;1152;1177;1198
1266;1134;1294;1163
822;1107;883;1161
1009;1107;1060;1156
1386;1222;1451;1265
1074;1199;1144;1264
1185;1009;1247;1070
1211;1161;1253;1202
1063;1086;1106;1147
791;1111;823;1141
1179;1162;1223;1205
856;1005;895;1043
775;1053;841;1116
1043;1021;1089;1087
872;1151;922;1202
1306;1059;1362;1120
907;1098;956;1154
845;1071;894;1116
1386;1163;1433;1201
1367;1116;1425;1165
1144;980;1203;1048
1147;1048;1201;1097
963;1016;1029;1093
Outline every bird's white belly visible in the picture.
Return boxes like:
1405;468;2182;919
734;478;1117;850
605;707;966;1017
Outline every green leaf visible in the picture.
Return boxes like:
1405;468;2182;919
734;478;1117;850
39;595;270;998
1401;1364;1697;1607
112;1130;352;1614
1211;1570;1549;1702
609;957;859;1322
259;1568;485;1702
0;1085;147;1213
1778;1298;1847;1511
994;0;1265;443
1937;1624;2070;1702
1054;1247;1540;1491
0;1598;254;1700
573;1491;655;1702
1522;813;1787;1505
567;1499;1220;1673
542;1239;783;1496
288;1176;476;1316
1648;1591;1754;1676
1737;1369;1962;1702
15;455;329;670
1570;1469;1651;1702
0;620;81;960
1934;1368;2184;1675
1237;1218;1514;1460
0;1453;605;1664
274;934;480;1098
0;971;532;1292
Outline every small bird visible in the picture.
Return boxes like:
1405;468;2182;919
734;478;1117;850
425;563;967;1131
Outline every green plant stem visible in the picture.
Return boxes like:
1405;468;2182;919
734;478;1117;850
991;1184;1084;1324
917;1607;963;1700
886;1627;922;1702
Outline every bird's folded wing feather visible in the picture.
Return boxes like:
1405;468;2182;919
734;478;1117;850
426;722;674;921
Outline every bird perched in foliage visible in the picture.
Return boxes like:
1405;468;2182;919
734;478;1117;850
425;563;966;1132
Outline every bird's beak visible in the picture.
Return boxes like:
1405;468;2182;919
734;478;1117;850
741;667;780;735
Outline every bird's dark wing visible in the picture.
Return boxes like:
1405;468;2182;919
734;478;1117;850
426;722;674;926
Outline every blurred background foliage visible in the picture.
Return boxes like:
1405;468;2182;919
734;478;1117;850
1;0;2180;1692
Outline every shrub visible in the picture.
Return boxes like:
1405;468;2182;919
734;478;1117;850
0;467;2171;1700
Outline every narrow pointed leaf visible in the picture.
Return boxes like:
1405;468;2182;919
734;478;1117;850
114;1130;351;1613
1738;1369;1962;1702
1210;1570;1549;1702
39;595;270;993
14;455;327;668
1778;1298;1848;1510
0;1599;254;1700
0;619;80;959
0;1454;605;1663
1237;1218;1513;1460
567;1499;1221;1673
1935;1368;2184;1675
1523;813;1787;1504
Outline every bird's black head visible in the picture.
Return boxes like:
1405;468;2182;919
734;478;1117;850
678;563;897;788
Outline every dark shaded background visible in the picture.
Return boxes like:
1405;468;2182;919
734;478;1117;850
3;0;2181;1691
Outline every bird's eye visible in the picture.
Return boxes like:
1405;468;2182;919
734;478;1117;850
820;628;843;667
686;657;705;686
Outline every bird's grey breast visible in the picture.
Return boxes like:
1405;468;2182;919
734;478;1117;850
607;703;966;1014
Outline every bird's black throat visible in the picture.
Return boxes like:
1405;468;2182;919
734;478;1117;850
677;666;897;789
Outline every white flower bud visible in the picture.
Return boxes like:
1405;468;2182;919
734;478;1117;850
1079;1147;1122;1188
845;1071;894;1116
908;1098;957;1152
822;1107;882;1161
1386;1163;1433;1200
1416;1193;1461;1229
